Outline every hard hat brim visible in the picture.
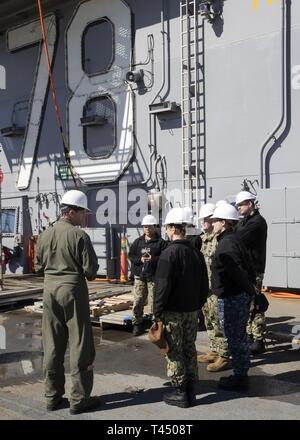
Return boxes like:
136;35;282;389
210;215;238;221
198;214;213;220
61;203;91;212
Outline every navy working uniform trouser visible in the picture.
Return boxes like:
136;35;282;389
218;292;251;376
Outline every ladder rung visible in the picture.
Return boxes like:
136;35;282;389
181;1;207;199
182;96;196;101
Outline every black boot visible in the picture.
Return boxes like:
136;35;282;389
132;323;144;336
186;381;197;406
250;339;266;355
218;374;249;392
46;397;69;411
163;385;190;408
70;396;102;415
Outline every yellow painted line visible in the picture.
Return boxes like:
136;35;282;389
252;0;273;11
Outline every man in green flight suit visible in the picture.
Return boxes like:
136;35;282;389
35;189;101;415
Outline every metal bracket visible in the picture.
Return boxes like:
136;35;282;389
80;115;108;126
0;125;25;137
149;101;180;114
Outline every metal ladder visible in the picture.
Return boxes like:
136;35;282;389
180;0;206;221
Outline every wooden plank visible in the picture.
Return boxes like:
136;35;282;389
90;301;132;317
0;292;43;307
24;305;43;314
88;289;132;301
0;288;43;299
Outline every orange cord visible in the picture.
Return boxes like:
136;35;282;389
262;286;300;298
270;292;300;299
37;0;78;189
94;278;132;284
95;278;119;282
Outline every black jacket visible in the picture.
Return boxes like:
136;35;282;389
186;234;202;251
154;239;209;317
235;210;267;273
211;230;256;298
128;234;168;278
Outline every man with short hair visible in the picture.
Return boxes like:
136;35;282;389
154;208;208;407
35;189;101;415
129;214;167;336
235;191;268;355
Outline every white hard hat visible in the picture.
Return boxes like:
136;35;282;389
183;207;194;225
164;207;187;225
235;191;256;205
199;203;216;220
142;214;157;226
215;199;229;207
60;190;90;211
211;204;239;221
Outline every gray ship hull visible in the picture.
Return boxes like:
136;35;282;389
0;0;299;289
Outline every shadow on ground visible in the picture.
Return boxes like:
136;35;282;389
266;316;295;324
92;368;300;411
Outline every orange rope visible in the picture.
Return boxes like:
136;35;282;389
94;278;133;284
270;292;300;299
37;0;78;189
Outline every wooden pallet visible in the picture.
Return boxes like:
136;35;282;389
23;292;134;319
90;293;133;317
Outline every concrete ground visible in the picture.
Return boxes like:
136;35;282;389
0;293;299;420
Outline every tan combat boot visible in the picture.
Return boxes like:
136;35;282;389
197;352;219;363
207;356;232;372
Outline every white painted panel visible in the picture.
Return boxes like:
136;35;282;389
7;14;57;190
8;19;45;51
258;188;287;288
66;0;134;184
286;187;300;289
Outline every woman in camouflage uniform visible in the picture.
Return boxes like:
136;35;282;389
197;203;231;372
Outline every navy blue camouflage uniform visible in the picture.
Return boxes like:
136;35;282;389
154;239;208;387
